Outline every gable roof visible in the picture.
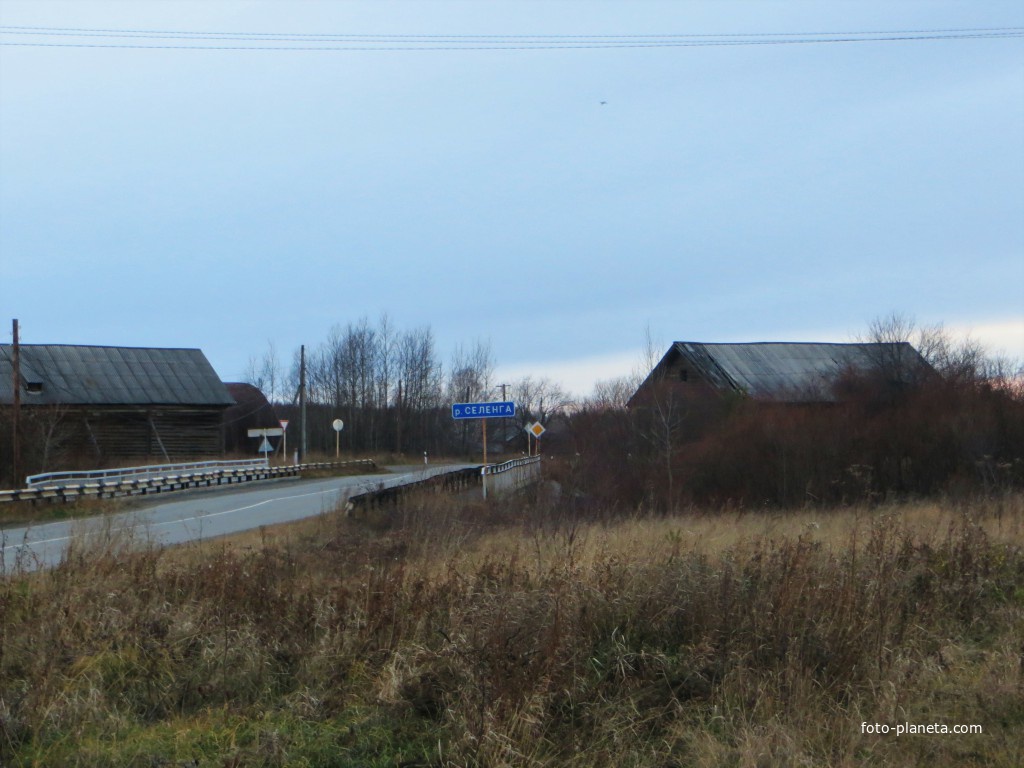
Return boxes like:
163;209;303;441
635;341;930;403
0;344;235;407
223;382;279;428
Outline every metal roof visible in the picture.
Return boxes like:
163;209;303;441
666;341;929;402
0;344;235;406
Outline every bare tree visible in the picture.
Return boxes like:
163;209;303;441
399;326;443;410
319;325;348;409
510;376;572;429
376;313;396;407
862;312;988;385
243;340;283;402
447;340;495;453
447;340;494;403
629;326;686;511
587;376;638;410
397;326;443;452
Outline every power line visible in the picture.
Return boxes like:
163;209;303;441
1;25;1021;51
2;36;1020;52
2;24;1023;39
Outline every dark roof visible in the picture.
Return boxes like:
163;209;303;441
637;341;931;403
223;382;279;428
0;344;235;406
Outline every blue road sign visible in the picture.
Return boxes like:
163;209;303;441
451;401;516;420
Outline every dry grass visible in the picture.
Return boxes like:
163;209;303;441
2;492;1023;766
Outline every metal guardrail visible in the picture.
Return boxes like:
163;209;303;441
481;456;541;476
0;460;377;505
3;457;541;508
26;459;270;488
482;456;542;499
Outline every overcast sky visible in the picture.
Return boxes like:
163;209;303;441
2;0;1022;396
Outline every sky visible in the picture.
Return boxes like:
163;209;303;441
1;0;1022;398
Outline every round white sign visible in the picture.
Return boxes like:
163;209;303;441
332;419;344;432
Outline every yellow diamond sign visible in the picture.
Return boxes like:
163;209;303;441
529;422;546;438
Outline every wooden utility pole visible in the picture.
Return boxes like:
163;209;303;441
11;319;20;486
395;379;402;454
497;383;509;459
482;416;488;499
461;385;470;456
299;344;307;461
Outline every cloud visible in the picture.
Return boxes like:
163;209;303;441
946;318;1024;359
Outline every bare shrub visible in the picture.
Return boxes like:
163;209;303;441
2;496;1022;765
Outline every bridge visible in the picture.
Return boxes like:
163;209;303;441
0;457;543;573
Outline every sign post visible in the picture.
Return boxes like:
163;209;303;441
248;427;284;462
528;421;546;458
279;419;289;459
451;401;516;499
332;419;344;458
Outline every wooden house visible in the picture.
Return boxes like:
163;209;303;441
0;344;235;461
629;341;932;408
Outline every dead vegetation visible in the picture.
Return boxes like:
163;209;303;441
2;489;1023;767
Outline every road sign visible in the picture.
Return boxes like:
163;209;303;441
248;427;284;437
279;419;289;431
332;419;344;432
451;401;515;420
528;422;546;438
258;437;273;453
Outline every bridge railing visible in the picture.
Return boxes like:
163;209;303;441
1;460;376;505
345;457;542;511
482;456;542;498
344;466;482;514
26;459;271;488
2;456;541;507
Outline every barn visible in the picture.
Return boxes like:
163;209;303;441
0;344;235;462
629;341;932;407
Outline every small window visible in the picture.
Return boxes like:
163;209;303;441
26;381;43;395
679;369;688;382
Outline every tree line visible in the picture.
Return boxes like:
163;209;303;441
244;315;571;459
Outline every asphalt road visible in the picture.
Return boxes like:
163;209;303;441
1;464;476;574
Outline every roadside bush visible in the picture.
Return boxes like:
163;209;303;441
571;366;1024;510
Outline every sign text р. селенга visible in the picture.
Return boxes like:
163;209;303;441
451;401;516;420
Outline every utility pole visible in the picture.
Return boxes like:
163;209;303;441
462;385;470;456
496;383;509;459
395;379;402;454
11;319;20;487
299;344;307;461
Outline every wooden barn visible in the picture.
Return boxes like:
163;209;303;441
630;341;932;407
0;344;235;462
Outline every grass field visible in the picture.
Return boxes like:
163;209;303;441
2;489;1022;766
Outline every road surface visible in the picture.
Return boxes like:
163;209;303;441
1;464;475;573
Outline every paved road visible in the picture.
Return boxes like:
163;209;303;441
1;464;476;574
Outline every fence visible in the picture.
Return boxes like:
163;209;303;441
0;460;376;505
